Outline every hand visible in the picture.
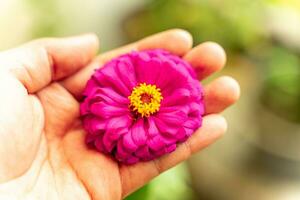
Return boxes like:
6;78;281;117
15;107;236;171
0;29;240;200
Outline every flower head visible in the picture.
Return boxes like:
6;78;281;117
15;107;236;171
80;49;204;164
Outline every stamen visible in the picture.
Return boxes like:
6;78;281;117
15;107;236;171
128;83;163;117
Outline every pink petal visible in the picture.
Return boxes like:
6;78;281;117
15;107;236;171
135;146;151;159
83;78;99;96
156;110;187;125
160;135;177;145
109;127;128;141
156;60;186;92
116;140;131;158
175;128;187;142
95;136;106;153
135;58;162;84
165;144;177;153
96;87;129;106
94;62;131;96
167;54;196;78
90;102;128;118
106;114;132;130
122;132;138;152
184;118;202;130
85;133;98;145
159;105;189;114
125;156;139;164
80;101;90;115
102;131;116;152
83;117;106;135
154;117;179;136
153;148;166;157
147;135;165;151
161;88;190;106
147;117;159;138
188;102;204;116
186;127;194;136
131;119;147;146
115;58;137;90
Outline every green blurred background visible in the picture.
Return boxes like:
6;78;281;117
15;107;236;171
1;0;300;199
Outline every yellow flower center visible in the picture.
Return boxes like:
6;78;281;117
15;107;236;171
128;83;163;117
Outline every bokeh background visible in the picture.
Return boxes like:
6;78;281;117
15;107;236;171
1;0;300;199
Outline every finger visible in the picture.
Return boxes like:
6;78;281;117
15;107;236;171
61;29;192;97
63;125;122;200
204;76;240;114
1;34;99;93
33;34;99;80
37;83;80;137
120;114;227;197
184;42;226;80
96;29;192;64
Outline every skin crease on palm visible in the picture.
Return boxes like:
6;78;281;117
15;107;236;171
0;29;240;200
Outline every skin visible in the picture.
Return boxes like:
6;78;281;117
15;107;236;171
0;29;240;200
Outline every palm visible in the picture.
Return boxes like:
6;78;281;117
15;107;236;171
0;30;239;200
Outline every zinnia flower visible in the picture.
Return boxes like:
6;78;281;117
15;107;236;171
80;49;204;164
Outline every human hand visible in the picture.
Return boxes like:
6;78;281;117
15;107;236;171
0;29;240;200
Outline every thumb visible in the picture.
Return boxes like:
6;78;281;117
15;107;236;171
0;33;99;93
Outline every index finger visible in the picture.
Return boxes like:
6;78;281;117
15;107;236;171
61;29;193;97
0;34;99;93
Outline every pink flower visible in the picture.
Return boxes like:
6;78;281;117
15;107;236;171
80;49;204;164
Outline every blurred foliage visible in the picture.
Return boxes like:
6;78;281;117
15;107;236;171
124;0;267;53
124;0;300;123
26;0;61;37
267;0;300;10
126;163;196;200
261;47;300;122
126;185;150;200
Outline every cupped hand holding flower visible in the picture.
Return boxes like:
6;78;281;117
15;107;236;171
0;30;240;200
